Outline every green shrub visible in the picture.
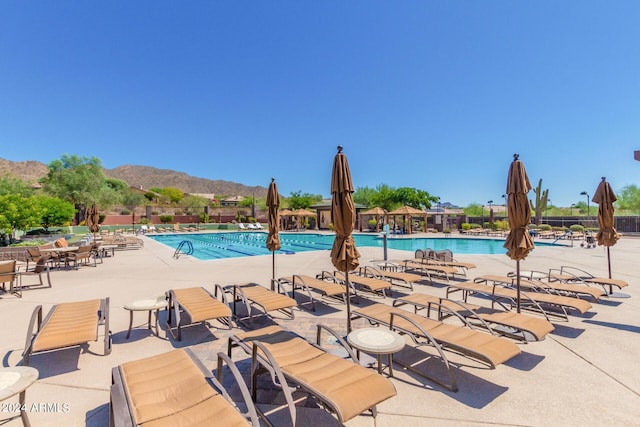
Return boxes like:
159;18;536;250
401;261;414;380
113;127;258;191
461;223;471;231
120;209;131;215
328;223;335;231
443;228;451;234
151;211;159;215
368;219;377;227
174;210;183;215
160;215;174;224
538;224;552;231
470;223;482;229
570;224;584;232
138;218;150;224
494;220;509;231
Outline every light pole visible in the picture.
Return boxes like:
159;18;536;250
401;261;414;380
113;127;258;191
487;200;493;225
502;194;507;219
580;191;590;218
570;203;575;216
436;197;441;231
546;199;551;223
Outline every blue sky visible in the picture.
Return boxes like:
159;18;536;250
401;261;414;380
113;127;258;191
1;2;639;207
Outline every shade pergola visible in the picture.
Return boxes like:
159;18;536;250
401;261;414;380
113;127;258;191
387;205;427;234
360;207;387;232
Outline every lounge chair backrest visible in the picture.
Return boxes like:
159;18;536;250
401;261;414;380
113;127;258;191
54;238;68;248
0;260;17;284
27;247;41;259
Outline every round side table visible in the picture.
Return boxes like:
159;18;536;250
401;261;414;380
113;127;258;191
0;366;39;427
124;296;168;339
347;327;405;377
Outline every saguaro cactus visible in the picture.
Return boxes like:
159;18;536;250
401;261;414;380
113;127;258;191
529;179;549;225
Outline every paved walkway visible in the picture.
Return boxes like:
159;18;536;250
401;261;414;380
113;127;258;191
1;233;639;426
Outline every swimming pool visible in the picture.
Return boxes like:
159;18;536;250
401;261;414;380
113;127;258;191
146;232;539;260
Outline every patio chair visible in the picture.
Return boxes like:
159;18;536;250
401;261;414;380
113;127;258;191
0;260;19;297
358;265;423;291
393;292;554;342
331;270;392;298
23;297;111;366
550;266;629;296
221;282;297;326
227;324;397;425
275;274;353;311
67;245;97;269
402;259;464;281
508;270;604;302
110;348;259;427
165;286;233;341
351;302;521;392
18;255;53;289
469;276;592;321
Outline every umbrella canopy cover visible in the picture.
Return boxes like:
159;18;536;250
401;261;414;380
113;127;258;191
86;203;100;233
266;179;281;252
330;147;361;272
504;155;534;261
593;178;620;247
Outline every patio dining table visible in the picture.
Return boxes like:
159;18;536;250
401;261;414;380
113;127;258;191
40;246;80;269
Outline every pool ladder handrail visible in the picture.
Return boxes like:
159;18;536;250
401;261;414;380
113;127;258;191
174;240;194;259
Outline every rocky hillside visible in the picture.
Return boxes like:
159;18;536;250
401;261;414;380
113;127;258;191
0;158;267;197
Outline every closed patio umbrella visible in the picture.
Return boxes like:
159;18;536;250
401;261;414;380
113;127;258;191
592;177;620;286
503;154;534;313
86;203;100;235
330;146;360;333
266;178;281;288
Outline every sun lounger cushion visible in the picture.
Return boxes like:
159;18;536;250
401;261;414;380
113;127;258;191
233;325;397;423
32;299;101;352
173;287;231;323
118;349;249;427
237;283;296;312
286;275;346;298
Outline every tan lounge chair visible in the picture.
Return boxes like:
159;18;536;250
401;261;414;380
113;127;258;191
508;270;604;302
165;286;233;341
222;282;297;325
331;270;392;297
23;298;111;365
551;266;629;295
227;324;397;425
110;348;259;426
401;259;462;281
358;265;423;290
470;276;592;321
393;293;554;342
276;274;352;311
352;302;521;392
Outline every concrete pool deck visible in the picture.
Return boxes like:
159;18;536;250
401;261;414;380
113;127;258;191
1;233;639;426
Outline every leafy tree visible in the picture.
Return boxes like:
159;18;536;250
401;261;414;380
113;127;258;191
353;186;378;207
371;184;397;211
0;175;34;197
122;190;145;229
105;178;129;193
182;195;210;214
463;203;484;217
0;194;40;235
615;184;640;214
160;187;184;204
288;191;322;209
391;187;435;209
39;155;107;219
33;195;75;230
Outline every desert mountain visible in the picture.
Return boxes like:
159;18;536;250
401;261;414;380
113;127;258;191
0;158;267;198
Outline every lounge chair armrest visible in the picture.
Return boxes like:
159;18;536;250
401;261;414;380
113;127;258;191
213;283;230;305
110;367;135;427
23;305;43;365
315;324;360;362
215;352;260;426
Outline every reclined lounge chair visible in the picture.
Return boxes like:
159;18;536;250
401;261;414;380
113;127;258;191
110;348;259;426
508;270;604;302
222;282;297;326
351;302;521;392
23;298;111;365
401;259;462;282
165;286;233;341
550;266;629;296
276;274;352;311
331;270;392;298
393;292;554;342
227;324;397;425
358;265;423;291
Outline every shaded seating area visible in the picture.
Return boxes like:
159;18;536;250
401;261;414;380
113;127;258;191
110;348;259;426
276;274;352;311
351;302;521;392
227;324;397;425
393;293;554;342
23;298;111;366
165;286;233;341
222;282;297;326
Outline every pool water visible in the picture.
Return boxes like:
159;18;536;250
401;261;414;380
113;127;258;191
147;232;533;261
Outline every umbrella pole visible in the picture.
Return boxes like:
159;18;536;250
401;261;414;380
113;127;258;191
516;261;521;313
271;251;276;290
607;246;612;280
346;270;352;334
